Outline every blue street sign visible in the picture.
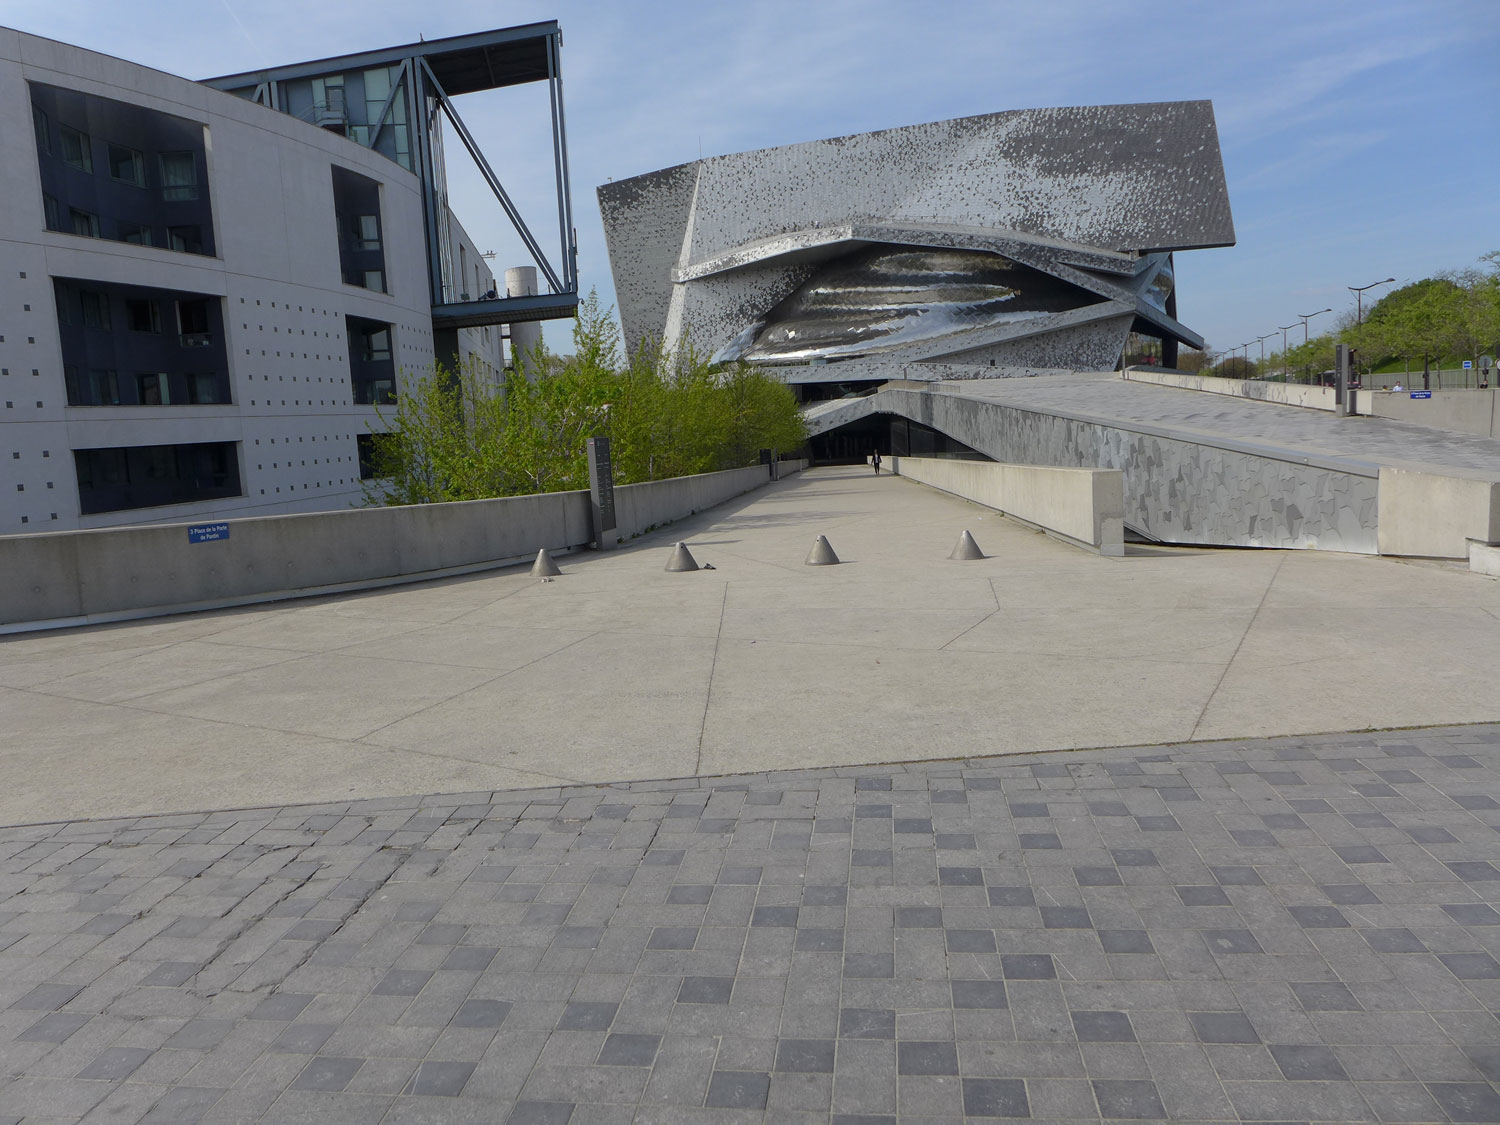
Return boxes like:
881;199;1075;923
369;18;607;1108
1463;360;1473;369
188;523;230;543
1410;391;1432;399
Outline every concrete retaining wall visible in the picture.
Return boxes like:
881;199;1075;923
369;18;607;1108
1;464;774;630
858;388;1379;553
888;456;1124;555
1356;389;1500;438
1123;368;1337;410
1377;468;1500;558
614;466;769;541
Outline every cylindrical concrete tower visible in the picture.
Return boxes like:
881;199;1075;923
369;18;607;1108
505;266;542;379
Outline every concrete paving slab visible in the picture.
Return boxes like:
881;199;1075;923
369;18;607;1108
2;466;1500;824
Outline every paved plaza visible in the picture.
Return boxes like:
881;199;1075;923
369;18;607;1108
2;724;1500;1123
3;467;1500;1122
3;468;1500;825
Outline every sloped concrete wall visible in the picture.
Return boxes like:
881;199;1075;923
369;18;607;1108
888;456;1124;555
1123;369;1337;411
837;388;1380;552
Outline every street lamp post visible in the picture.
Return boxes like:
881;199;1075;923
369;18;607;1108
1349;277;1395;325
1298;308;1333;385
1279;323;1299;380
1257;333;1275;371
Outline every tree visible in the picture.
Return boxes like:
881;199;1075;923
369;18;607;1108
1207;355;1257;379
364;293;807;506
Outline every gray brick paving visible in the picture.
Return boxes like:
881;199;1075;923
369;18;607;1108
0;728;1499;1120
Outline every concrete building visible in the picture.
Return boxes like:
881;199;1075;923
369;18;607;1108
598;102;1233;381
0;23;576;535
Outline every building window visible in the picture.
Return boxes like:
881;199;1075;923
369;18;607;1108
108;144;146;186
362;270;385;293
177;298;212;346
32;104;49;153
361;326;391;362
60;125;92;172
136;373;171;405
357;433;378;479
167;225;203;254
159;152;197;201
126;299;161;333
80;291;110;330
74;441;241;514
42;193;62;232
69;208;101;238
86;369;120;405
118;221;152;245
355;213;381;251
185;373;223;404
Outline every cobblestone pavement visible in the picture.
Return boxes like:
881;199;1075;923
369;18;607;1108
2;725;1500;1124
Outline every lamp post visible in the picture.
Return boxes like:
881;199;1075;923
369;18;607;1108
1257;333;1275;372
1298;308;1332;346
1349;277;1395;325
1279;323;1299;380
1298;308;1332;385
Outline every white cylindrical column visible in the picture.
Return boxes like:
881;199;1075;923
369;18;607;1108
505;266;542;379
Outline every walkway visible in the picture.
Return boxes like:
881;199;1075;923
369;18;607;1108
0;724;1498;1122
950;373;1500;477
2;467;1500;825
3;468;1500;1121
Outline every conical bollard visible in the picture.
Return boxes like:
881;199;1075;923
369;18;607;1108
530;548;562;577
665;542;700;572
805;535;840;566
949;530;985;560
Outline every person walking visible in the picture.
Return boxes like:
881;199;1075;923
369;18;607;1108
872;450;882;475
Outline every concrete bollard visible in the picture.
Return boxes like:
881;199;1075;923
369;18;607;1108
530;548;562;577
805;535;841;566
950;530;985;560
665;542;700;572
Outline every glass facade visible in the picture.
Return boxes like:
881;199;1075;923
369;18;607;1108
30;82;216;256
346;315;396;404
54;278;231;408
74;441;241;514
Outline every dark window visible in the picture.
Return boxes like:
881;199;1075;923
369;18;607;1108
136;373;170;405
185;373;222;404
361;326;391;362
42;193;61;232
126;299;161;333
60;125;91;172
80;291;110;330
30;83;216;257
167;225;202;254
85;369;119;405
69;208;100;238
357;433;378;479
354;213;381;251
108;144;145;186
159;152;197;200
74;441;241;514
177;298;212;346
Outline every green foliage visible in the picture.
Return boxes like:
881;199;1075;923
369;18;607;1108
1345;254;1500;367
364;292;807;506
1207;355;1258;379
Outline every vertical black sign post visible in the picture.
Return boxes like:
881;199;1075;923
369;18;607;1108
587;435;617;549
1335;343;1351;417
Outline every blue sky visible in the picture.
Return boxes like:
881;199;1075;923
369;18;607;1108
9;0;1497;359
